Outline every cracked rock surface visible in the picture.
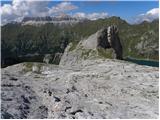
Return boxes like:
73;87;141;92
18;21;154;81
1;59;159;119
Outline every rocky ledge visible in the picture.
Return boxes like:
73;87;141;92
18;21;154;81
1;59;159;119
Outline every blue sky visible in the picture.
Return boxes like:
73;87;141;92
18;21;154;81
1;0;159;24
67;1;159;22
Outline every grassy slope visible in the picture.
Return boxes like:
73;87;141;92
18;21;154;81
1;17;159;62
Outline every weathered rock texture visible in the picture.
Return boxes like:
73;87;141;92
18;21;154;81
60;26;123;66
1;59;159;119
1;26;158;119
97;25;123;59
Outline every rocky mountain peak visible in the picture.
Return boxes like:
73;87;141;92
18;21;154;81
22;14;75;22
21;15;87;26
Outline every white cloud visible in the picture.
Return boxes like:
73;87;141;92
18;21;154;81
73;12;108;20
0;0;78;25
49;2;78;15
1;0;107;25
147;8;159;15
88;12;108;20
135;8;159;23
73;12;87;19
55;2;78;12
1;4;13;15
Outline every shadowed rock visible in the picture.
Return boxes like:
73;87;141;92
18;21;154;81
97;25;123;59
60;26;123;66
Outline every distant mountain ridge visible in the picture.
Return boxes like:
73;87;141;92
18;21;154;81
22;15;80;22
1;16;159;67
3;15;158;26
21;15;89;26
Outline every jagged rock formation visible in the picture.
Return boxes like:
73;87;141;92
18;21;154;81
60;26;123;66
97;25;123;59
53;53;63;64
21;15;88;26
22;15;78;22
1;59;159;119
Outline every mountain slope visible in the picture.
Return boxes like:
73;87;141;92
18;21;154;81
1;17;159;67
1;17;159;119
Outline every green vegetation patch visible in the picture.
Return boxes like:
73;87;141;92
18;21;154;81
68;41;79;51
97;47;113;59
82;49;92;57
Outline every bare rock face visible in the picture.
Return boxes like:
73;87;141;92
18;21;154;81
97;25;123;59
53;53;63;64
1;60;159;119
60;26;123;66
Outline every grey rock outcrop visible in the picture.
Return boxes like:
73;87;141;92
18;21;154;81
21;15;88;26
1;59;159;119
60;26;123;66
53;53;63;64
97;25;123;59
